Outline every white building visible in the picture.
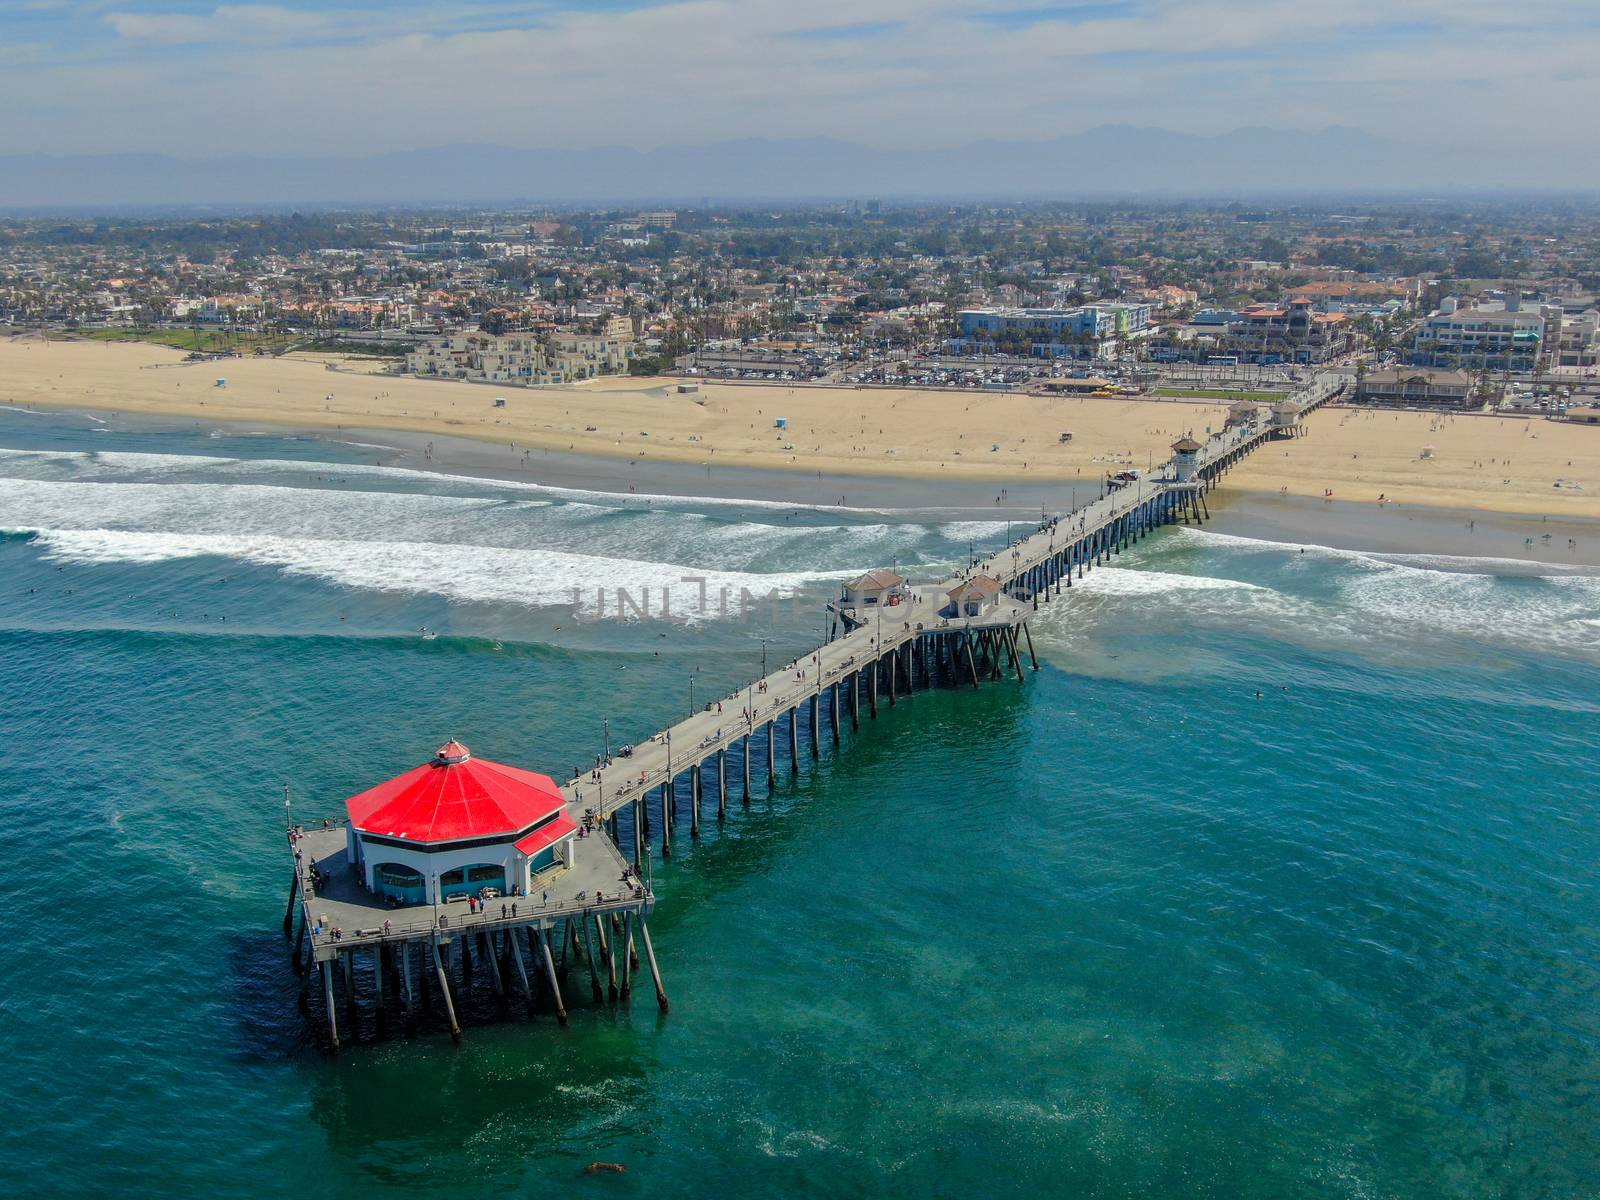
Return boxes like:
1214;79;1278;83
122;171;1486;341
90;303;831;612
343;740;577;906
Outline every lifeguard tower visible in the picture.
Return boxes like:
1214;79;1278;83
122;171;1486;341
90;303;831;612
1171;435;1203;482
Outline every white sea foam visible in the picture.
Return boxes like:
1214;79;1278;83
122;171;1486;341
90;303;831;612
0;443;1006;521
1067;566;1265;597
1172;525;1600;578
24;528;852;619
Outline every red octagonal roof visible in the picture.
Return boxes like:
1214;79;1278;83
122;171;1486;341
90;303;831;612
345;741;568;844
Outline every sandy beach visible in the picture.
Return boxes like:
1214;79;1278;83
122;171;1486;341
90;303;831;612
0;335;1214;485
4;335;1598;517
1225;403;1600;518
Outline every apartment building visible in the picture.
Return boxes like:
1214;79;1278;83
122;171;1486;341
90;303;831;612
1411;298;1546;373
951;303;1151;359
406;332;551;383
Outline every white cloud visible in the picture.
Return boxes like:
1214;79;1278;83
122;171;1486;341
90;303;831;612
0;0;1594;158
106;4;338;45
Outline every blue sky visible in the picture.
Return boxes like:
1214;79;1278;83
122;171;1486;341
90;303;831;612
0;0;1590;156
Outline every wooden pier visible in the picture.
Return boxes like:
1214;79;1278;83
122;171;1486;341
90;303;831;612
283;375;1342;1050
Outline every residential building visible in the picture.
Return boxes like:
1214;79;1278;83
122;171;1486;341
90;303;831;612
1554;310;1600;367
407;332;551;384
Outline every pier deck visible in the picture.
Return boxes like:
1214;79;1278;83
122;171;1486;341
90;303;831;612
281;372;1343;1048
292;824;641;964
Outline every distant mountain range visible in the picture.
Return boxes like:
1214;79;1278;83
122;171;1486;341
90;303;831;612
0;127;1585;209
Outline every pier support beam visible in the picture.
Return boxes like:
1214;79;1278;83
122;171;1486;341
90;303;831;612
535;925;567;1025
282;874;298;937
483;931;505;999
830;682;841;744
809;694;820;757
399;940;415;1031
638;916;670;1014
766;721;776;790
742;734;752;805
619;913;635;1001
508;926;535;1012
321;960;340;1053
717;748;727;821
582;913;604;1003
788;706;799;773
598;914;618;1000
431;939;462;1044
690;767;702;839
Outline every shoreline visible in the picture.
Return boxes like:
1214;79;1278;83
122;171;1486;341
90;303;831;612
1204;488;1600;569
0;334;1220;486
9;400;1599;569
4;334;1598;525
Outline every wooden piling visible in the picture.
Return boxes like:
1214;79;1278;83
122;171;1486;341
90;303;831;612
535;925;567;1025
638;916;670;1014
282;873;298;936
581;913;603;1003
508;927;534;1011
618;912;635;1001
717;748;727;820
598;914;618;1000
430;939;462;1044
483;931;505;997
321;960;340;1053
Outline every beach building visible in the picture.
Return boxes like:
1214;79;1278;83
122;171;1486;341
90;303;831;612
343;740;577;906
841;568;908;611
944;575;1003;618
1356;367;1480;410
1225;398;1264;427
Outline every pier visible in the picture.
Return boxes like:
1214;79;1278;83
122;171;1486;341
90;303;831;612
283;375;1343;1050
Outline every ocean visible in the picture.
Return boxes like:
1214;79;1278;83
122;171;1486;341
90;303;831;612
2;408;1598;1199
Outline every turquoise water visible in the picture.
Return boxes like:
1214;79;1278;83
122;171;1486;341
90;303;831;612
2;412;1598;1199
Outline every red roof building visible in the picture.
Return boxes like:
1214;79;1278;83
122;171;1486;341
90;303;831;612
343;741;578;905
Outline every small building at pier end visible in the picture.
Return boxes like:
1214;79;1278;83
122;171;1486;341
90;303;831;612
945;574;1003;618
342;740;577;906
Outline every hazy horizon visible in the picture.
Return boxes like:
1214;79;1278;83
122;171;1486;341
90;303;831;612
7;3;1597;161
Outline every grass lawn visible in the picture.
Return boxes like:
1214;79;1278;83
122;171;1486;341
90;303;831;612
63;326;297;355
1154;387;1287;401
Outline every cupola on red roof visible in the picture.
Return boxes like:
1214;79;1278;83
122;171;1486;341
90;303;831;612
345;741;568;845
